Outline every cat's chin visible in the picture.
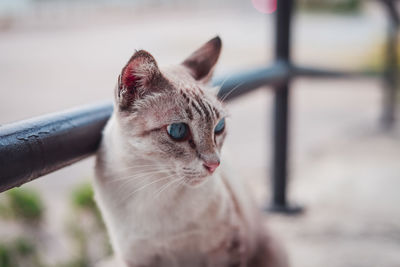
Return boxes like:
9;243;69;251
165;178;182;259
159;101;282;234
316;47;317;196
184;175;210;187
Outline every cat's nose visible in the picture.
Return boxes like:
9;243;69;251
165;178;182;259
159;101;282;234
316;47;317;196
203;160;220;173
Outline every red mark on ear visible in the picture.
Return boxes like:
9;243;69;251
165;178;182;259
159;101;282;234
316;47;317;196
122;64;138;93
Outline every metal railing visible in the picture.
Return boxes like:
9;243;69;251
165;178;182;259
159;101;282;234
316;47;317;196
0;0;398;214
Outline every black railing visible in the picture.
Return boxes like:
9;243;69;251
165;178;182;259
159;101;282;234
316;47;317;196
0;1;398;214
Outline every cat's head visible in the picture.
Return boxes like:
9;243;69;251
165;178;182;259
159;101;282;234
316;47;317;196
114;37;227;186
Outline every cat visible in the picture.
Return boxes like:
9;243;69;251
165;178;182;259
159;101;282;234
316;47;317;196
94;36;288;267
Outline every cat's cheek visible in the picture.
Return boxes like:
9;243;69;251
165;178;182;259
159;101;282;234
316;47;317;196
215;133;226;151
156;137;190;161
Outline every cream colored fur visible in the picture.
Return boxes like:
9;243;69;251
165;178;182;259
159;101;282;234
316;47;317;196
94;38;288;267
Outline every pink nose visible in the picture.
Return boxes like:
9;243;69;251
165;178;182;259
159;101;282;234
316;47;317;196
203;161;220;173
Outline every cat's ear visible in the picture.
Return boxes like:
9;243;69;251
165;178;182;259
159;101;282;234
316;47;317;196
116;50;163;110
182;36;222;84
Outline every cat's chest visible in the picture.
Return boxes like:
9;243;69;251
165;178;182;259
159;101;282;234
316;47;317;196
124;186;235;238
139;180;241;233
121;182;250;266
125;220;248;267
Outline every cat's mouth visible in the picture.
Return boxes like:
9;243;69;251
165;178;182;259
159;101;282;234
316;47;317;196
181;173;210;186
179;167;212;186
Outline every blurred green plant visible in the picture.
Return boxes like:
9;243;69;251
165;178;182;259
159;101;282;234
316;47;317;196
0;202;10;218
13;238;35;257
57;259;89;267
0;238;44;267
13;238;43;267
0;243;15;267
0;184;112;267
298;0;362;13
71;183;105;225
72;183;96;212
7;188;44;222
64;222;90;267
67;183;112;266
0;188;45;266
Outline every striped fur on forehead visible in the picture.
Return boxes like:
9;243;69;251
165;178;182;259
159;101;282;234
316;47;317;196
117;64;226;139
140;66;223;116
165;70;222;120
180;88;223;123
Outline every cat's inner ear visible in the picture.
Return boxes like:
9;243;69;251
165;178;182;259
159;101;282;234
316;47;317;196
117;50;162;110
182;36;222;84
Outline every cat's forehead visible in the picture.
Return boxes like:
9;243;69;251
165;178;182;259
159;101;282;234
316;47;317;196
161;65;224;113
162;65;203;91
134;66;226;130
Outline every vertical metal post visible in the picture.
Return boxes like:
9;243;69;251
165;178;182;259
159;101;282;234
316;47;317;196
382;0;398;129
268;0;301;214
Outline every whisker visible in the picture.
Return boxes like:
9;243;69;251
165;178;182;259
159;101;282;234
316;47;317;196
113;169;174;196
217;73;232;92
179;177;187;187
108;168;172;184
174;176;187;192
109;164;167;173
220;82;245;102
120;175;175;204
153;177;181;199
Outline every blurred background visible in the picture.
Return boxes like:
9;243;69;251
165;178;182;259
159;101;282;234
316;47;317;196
0;0;400;266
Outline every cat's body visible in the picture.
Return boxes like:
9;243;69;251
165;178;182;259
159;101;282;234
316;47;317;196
94;37;288;267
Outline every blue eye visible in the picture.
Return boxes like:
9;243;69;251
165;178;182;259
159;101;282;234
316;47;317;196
167;123;189;141
214;118;225;134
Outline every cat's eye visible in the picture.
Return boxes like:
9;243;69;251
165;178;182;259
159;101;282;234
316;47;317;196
214;118;225;135
167;123;189;141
